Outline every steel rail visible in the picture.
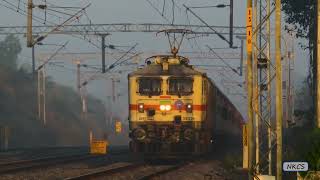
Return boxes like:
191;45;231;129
0;150;129;175
64;163;146;180
0;153;94;174
138;163;189;180
0;149;88;164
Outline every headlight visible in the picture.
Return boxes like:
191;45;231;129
160;104;171;111
160;105;166;111
186;103;193;113
138;103;144;113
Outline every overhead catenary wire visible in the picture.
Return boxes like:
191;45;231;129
108;43;138;69
145;0;171;23
1;0;98;48
0;0;56;25
183;4;231;46
206;45;240;76
80;47;140;87
171;0;175;24
37;41;69;71
12;0;64;22
46;8;75;17
32;3;91;46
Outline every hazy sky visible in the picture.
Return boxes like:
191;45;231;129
0;0;309;119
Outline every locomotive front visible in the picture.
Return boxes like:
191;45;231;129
128;56;210;156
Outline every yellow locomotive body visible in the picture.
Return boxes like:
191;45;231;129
128;55;244;157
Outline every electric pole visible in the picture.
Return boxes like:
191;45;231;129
37;66;46;125
246;0;254;179
317;0;320;128
32;45;35;76
285;39;290;128
266;0;272;174
112;79;115;102
27;0;33;47
101;34;106;73
229;0;234;48
240;38;244;76
43;66;46;126
74;60;84;122
37;69;41;119
76;60;81;95
253;0;260;174
81;86;88;121
99;34;110;73
250;0;276;177
275;0;283;179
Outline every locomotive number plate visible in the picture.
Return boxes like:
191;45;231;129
183;117;194;121
138;117;154;121
147;117;154;120
139;117;147;121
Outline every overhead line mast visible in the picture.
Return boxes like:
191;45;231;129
245;0;283;179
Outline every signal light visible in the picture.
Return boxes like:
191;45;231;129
186;104;193;113
138;103;144;113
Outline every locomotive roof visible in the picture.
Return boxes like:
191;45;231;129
128;64;204;77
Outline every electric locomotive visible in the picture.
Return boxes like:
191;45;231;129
128;54;244;157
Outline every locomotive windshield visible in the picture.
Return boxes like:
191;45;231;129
138;78;162;96
168;77;193;96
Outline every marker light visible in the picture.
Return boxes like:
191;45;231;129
160;105;166;111
186;103;193;113
165;105;172;111
138;103;144;113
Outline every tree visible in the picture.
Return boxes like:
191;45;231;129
282;0;317;121
0;35;22;70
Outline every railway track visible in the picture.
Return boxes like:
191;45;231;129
0;147;130;175
64;163;146;180
138;163;188;180
0;147;88;163
64;161;190;180
0;153;94;174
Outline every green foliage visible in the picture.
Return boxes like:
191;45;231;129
0;36;108;148
0;35;21;70
282;0;316;40
294;80;315;126
288;128;320;177
282;0;317;106
223;152;242;170
305;129;320;171
284;79;320;178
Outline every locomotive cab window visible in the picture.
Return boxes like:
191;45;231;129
168;77;193;96
138;78;162;96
